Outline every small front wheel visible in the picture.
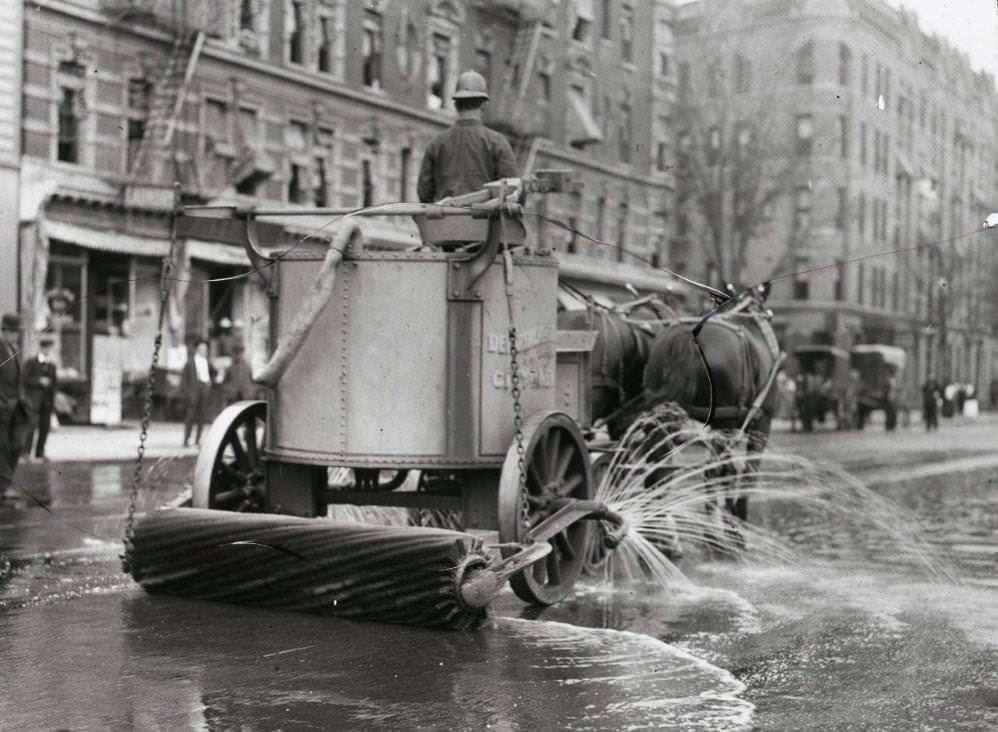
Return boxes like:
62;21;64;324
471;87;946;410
192;401;267;511
498;411;593;606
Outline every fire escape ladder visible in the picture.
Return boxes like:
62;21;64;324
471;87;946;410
127;30;205;184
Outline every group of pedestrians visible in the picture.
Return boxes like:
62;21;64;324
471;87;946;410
181;335;255;447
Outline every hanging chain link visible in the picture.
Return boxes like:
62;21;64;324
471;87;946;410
507;324;528;523
122;186;181;570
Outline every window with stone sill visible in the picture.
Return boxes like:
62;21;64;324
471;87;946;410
427;32;452;110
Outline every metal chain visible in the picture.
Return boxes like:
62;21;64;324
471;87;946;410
122;186;181;570
507;324;528;524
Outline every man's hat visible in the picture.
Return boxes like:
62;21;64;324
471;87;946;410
452;70;490;101
1;313;21;331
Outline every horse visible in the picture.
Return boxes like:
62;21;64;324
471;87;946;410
556;305;658;440
639;293;783;524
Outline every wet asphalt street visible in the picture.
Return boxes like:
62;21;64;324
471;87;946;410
1;416;997;731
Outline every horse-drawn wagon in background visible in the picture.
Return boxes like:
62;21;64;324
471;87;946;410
792;345;852;431
850;344;906;430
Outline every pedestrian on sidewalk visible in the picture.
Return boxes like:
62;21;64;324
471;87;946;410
182;338;215;447
221;342;255;404
921;375;941;432
22;335;57;461
0;314;30;498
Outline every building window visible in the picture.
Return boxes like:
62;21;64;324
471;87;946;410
125;77;151;171
318;16;334;72
707;62;722;97
793;276;809;300
313;156;328;207
619;101;632;162
837;115;848;158
601;0;612;39
794;186;812;232
428;33;451;109
538;68;551;103
314;125;334;206
285;120;308;203
861;53;868;94
362;10;383;90
735;54;751;93
658;51;669;77
836;186;846;229
475;47;492;81
616;201;629;262
399;146;411;201
834;259;845;301
204;99;230;151
678;62;690;97
596;194;607;243
796;41;814;84
707;126;721;166
57;87;82;163
656;141;669;171
735;123;751;157
572;1;593;43
287;0;305;64
795;114;813;155
838;43;851;86
859;122;867;165
620;4;634;62
126;118;145;170
362;159;374;207
857;192;866;238
857;263;865;305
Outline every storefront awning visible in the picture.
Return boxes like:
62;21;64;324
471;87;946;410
42;219;170;258
186;239;251;266
567;89;603;147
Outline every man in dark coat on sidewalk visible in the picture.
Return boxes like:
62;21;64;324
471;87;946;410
0;314;29;498
22;335;58;460
181;338;216;447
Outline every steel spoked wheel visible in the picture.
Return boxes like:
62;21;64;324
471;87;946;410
192;401;267;512
499;411;593;606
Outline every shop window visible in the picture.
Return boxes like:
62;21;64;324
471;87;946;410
362;10;383;90
92;255;130;337
45;250;87;380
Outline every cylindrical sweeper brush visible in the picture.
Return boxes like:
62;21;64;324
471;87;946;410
124;508;555;630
